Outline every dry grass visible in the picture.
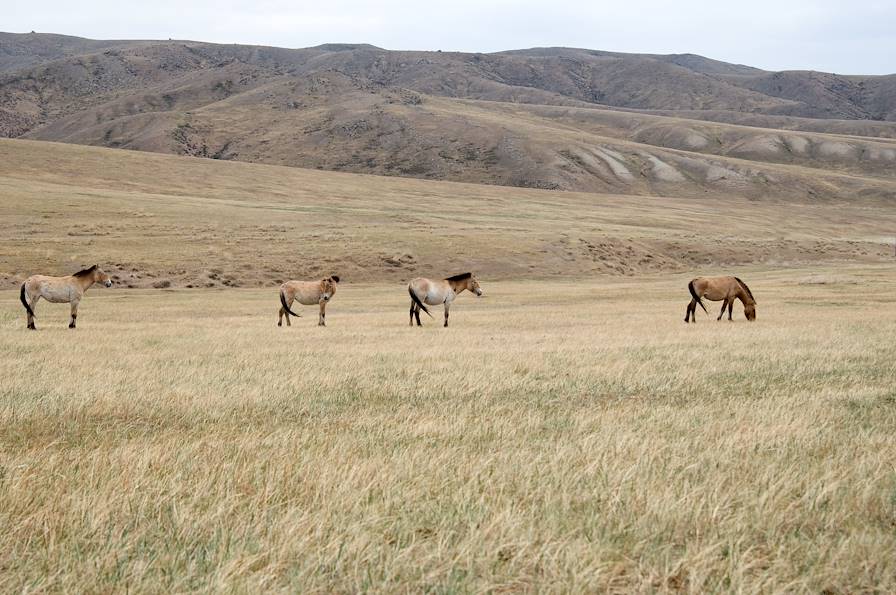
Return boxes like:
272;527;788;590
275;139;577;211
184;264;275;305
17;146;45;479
1;266;895;592
1;139;893;291
2;137;895;591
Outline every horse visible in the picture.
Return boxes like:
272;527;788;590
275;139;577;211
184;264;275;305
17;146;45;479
685;276;756;323
278;275;340;327
20;264;113;330
408;272;483;327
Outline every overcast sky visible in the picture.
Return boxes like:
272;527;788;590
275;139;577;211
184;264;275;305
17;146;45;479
5;0;894;74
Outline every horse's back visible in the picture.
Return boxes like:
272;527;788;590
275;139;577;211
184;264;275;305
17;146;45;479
408;277;429;293
409;277;450;305
24;274;76;302
692;276;739;301
24;274;51;286
283;280;323;306
25;274;62;290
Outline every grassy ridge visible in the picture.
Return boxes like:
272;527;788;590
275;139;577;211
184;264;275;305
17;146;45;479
1;139;893;291
1;267;894;591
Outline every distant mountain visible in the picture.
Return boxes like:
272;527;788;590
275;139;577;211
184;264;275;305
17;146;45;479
0;32;144;72
1;32;894;201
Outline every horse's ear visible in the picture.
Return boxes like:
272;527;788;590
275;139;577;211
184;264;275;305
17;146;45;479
331;275;340;283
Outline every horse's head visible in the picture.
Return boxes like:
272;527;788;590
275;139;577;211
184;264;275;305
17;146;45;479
94;266;112;288
469;274;483;297
75;264;112;287
744;303;756;321
321;275;339;301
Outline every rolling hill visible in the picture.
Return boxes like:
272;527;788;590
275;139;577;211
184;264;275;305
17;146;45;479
1;138;892;289
2;32;896;201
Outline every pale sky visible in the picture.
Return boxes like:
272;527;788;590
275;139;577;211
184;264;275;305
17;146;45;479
4;0;894;75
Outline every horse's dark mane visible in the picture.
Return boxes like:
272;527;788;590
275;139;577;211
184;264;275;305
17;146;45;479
445;272;472;282
734;277;755;303
73;265;98;278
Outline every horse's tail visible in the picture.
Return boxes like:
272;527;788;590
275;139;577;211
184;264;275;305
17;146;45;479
20;283;35;318
279;289;301;317
408;286;433;318
688;280;707;313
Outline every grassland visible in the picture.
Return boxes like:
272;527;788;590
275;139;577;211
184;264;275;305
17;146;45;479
2;137;895;591
1;266;895;592
1;139;893;291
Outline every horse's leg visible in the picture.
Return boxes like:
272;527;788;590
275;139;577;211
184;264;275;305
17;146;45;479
728;300;734;321
443;303;450;327
69;299;79;329
318;300;326;327
278;306;285;327
717;299;728;321
409;301;415;326
286;300;293;327
685;299;694;323
414;304;422;327
27;292;39;329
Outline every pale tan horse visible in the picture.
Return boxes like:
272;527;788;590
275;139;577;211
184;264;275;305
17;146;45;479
20;265;113;329
408;272;483;327
685;276;756;323
278;275;340;327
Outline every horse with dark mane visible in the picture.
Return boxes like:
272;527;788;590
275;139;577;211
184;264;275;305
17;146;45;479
685;276;756;323
278;275;340;327
408;272;483;327
20;265;113;329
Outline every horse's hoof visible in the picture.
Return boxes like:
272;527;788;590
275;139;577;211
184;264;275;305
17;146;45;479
277;322;282;327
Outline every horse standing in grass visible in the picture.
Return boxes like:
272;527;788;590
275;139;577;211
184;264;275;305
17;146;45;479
685;276;756;323
278;275;340;327
408;272;483;327
20;265;113;330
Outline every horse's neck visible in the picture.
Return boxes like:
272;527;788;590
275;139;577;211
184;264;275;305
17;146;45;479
736;289;753;305
448;280;466;294
74;275;95;291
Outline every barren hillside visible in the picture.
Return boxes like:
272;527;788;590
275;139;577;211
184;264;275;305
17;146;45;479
1;33;895;199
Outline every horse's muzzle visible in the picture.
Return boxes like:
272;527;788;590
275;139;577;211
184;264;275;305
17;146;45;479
105;281;113;287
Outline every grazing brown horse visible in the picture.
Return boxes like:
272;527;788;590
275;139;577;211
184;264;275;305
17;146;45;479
278;275;340;327
20;265;113;329
685;276;756;323
408;272;483;327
